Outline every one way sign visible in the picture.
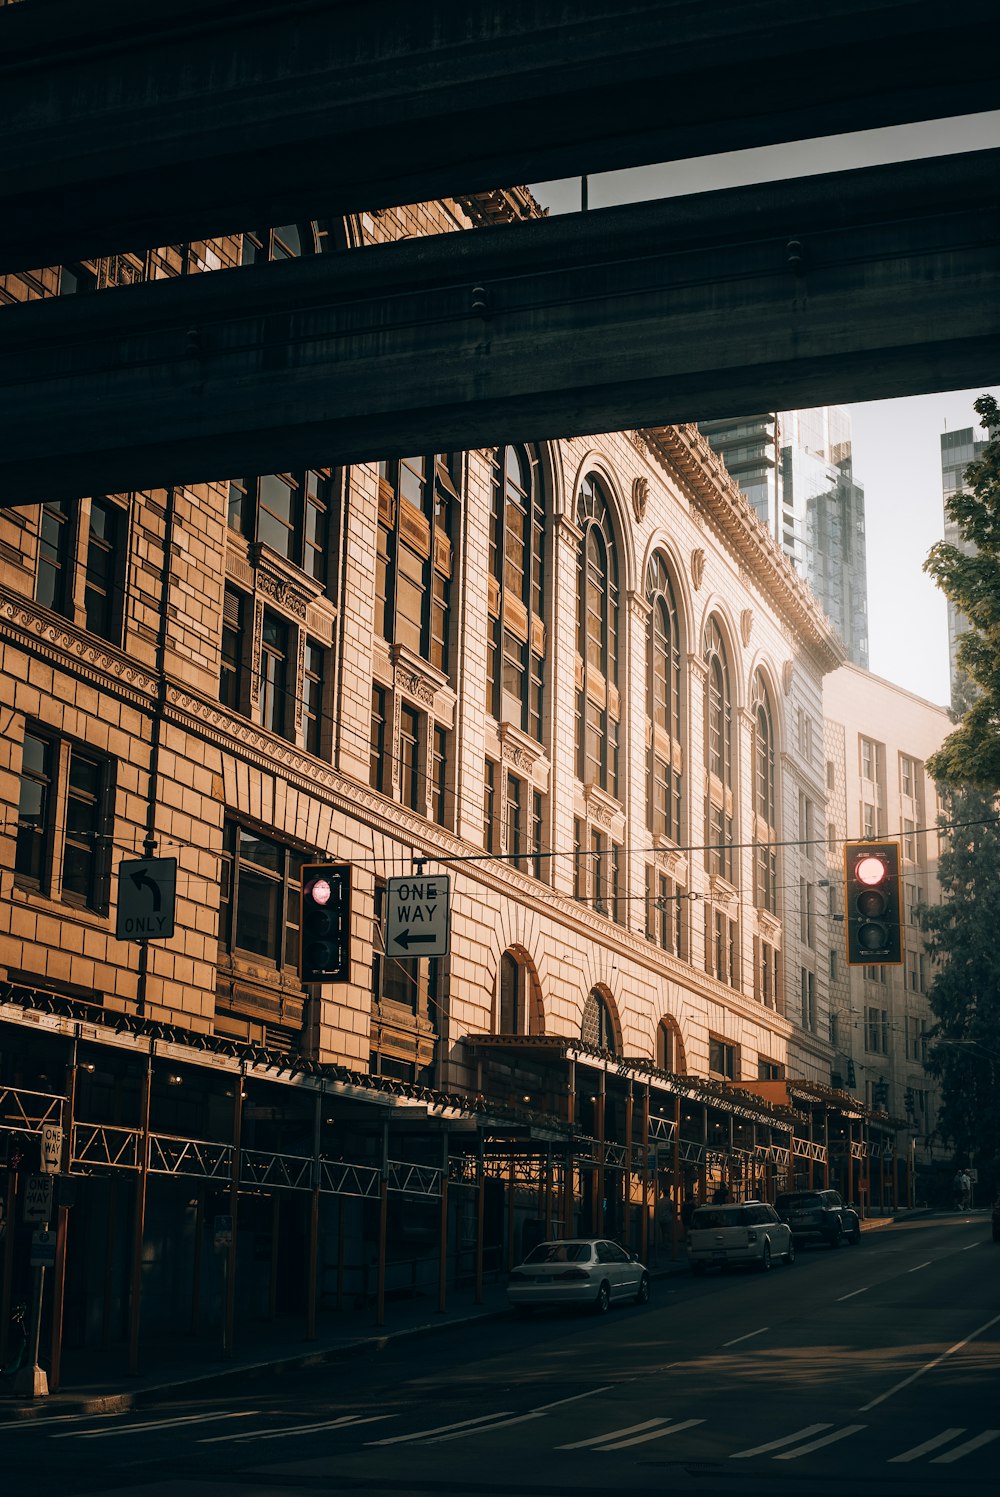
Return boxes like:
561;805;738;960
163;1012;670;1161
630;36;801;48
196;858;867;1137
116;857;177;941
384;875;450;959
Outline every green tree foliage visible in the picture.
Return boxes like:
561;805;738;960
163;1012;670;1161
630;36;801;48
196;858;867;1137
920;771;1000;1176
924;395;1000;785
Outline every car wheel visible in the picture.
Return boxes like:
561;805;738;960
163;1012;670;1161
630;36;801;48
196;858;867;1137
849;1226;861;1245
758;1242;772;1272
691;1261;707;1276
784;1238;796;1266
634;1272;650;1305
829;1223;845;1249
594;1280;611;1314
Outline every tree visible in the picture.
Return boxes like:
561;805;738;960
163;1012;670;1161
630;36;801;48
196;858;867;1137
919;763;1000;1181
923;395;1000;786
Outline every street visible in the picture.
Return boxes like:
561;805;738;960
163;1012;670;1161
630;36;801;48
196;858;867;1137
3;1216;998;1497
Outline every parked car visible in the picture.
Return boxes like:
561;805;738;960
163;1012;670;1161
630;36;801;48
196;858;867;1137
507;1237;649;1314
686;1200;794;1274
775;1189;861;1247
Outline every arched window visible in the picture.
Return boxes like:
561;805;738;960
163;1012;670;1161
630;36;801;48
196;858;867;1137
646;553;683;843
656;1018;687;1074
704;618;735;883
499;951;522;1033
576;476;620;795
751;672;778;913
581;989;616;1054
487;446;545;739
375;453;461;675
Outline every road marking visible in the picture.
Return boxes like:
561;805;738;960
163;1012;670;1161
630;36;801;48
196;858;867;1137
731;1423;832;1459
367;1411;513;1446
559;1418;668;1450
907;1262;931;1272
859;1309;1000;1411
428;1410;546;1443
889;1428;966;1462
931;1430;1000;1463
774;1423;866;1459
723;1327;769;1347
598;1417;705;1450
55;1411;255;1439
961;1242;981;1251
201;1413;387;1443
836;1287;870;1300
535;1385;612;1411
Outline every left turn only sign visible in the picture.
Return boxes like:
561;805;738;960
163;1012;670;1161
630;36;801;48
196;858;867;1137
116;857;177;941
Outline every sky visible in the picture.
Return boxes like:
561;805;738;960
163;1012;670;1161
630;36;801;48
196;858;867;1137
529;111;1000;709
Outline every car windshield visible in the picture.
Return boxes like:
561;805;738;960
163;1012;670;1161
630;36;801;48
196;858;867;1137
523;1242;591;1265
690;1208;747;1228
776;1193;823;1209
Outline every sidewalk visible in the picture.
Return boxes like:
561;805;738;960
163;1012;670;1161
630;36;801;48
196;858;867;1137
1;1255;692;1422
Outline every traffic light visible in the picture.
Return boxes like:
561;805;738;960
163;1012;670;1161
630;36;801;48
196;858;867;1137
299;863;351;983
844;840;902;966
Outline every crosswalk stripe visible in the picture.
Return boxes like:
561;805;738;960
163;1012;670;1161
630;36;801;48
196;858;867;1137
889;1427;965;1462
558;1418;668;1450
774;1424;866;1459
54;1411;255;1440
931;1430;1000;1464
598;1417;705;1450
367;1411;514;1446
428;1410;546;1443
731;1423;832;1459
200;1413;387;1443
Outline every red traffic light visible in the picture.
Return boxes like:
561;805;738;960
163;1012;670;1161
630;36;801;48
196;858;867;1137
855;854;888;886
844;840;902;965
307;876;332;906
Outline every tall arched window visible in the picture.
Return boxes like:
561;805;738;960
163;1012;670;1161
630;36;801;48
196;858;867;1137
704;619;735;883
646;553;683;843
375;453;461;675
751;672;778;913
487;446;545;739
581;989;616;1054
576;476;620;795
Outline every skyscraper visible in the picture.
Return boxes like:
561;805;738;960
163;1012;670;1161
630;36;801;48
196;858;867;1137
700;407;869;668
940;424;988;684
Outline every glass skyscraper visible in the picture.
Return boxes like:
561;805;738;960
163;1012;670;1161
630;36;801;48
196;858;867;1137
700;407;869;669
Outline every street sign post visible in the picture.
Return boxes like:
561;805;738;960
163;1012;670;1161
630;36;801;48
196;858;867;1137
384;875;451;959
116;856;177;940
24;1174;53;1224
39;1124;63;1174
30;1229;57;1270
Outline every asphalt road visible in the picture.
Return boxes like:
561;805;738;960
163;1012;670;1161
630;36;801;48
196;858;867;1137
5;1215;998;1497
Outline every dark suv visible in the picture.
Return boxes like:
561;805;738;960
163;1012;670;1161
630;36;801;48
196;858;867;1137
775;1189;861;1248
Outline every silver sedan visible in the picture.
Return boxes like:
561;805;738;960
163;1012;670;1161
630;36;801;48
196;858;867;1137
507;1237;650;1315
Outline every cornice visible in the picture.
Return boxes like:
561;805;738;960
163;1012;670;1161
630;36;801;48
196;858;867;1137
641;426;846;674
0;590;158;709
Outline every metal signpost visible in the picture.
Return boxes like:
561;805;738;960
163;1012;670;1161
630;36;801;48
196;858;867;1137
383;875;451;959
115;856;178;941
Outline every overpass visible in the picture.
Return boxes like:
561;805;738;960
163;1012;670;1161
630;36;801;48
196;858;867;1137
1;0;999;272
2;150;997;505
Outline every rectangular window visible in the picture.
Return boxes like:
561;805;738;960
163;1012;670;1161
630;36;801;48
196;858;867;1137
900;754;915;798
864;1005;889;1054
758;1059;784;1082
906;950;926;993
709;1036;737;1081
15;729;54;887
861;737;876;781
256;473;299;559
35;501;75;617
259;611;290;739
370;685;389;794
573;818;587;902
530;791;546;883
800;968;816;1032
432;726;450;830
591;828;608;914
506;772;525;864
222;821;305;973
862;801;877;838
220;588;245;712
399;705;422;812
15;728;113;912
484;759;499;854
302;641;326;757
83;497;124;643
756;937;778;1010
646;866;685;959
863;963;886;983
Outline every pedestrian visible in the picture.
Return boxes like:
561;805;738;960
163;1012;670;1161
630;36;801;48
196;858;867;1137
680;1194;697;1230
712;1181;731;1205
655;1187;675;1249
953;1168;971;1210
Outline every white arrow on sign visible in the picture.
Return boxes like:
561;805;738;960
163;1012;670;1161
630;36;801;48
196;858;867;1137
384;875;451;959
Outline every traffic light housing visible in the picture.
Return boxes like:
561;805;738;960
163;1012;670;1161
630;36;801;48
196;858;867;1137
844;840;902;966
299;863;351;983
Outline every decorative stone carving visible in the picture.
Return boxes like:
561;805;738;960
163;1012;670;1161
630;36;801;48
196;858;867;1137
740;608;753;646
631;476;649;522
255;569;308;620
782;660;794;694
691;548;705;589
395;666;437;707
